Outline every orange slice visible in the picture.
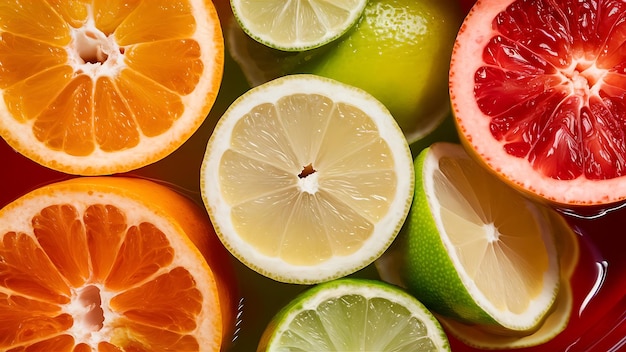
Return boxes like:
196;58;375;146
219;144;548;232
0;0;223;175
0;176;236;351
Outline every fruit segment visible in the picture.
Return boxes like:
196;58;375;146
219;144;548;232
0;2;70;44
103;222;175;291
112;0;196;44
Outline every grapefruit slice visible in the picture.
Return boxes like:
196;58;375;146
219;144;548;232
450;0;626;206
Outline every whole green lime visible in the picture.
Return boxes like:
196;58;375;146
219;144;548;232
296;0;464;143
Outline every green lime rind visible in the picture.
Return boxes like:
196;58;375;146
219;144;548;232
257;278;451;352
399;147;497;326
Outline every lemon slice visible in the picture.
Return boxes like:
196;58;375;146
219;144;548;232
230;0;367;51
200;74;414;284
257;278;451;351
397;142;560;333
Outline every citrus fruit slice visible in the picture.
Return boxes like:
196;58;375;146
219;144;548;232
377;204;579;349
439;208;579;349
0;0;223;175
450;0;626;206
226;0;464;143
200;74;414;284
257;278;451;351
230;0;368;52
0;176;236;351
396;142;560;334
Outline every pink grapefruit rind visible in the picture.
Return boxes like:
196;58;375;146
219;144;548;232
449;0;626;207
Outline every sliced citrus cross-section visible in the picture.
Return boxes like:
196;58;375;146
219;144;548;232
439;208;579;349
257;278;451;351
230;0;368;51
0;176;236;351
450;0;626;206
0;0;223;175
201;74;414;284
391;142;560;334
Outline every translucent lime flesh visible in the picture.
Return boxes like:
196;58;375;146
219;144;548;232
232;0;367;51
260;279;450;351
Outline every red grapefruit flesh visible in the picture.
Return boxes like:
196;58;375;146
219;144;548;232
450;0;626;206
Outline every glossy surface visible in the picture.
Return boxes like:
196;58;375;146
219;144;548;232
2;38;625;352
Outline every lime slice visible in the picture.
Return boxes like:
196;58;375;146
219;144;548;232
257;278;451;351
230;0;368;51
377;205;578;349
395;142;561;334
200;74;414;284
440;207;578;348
